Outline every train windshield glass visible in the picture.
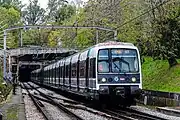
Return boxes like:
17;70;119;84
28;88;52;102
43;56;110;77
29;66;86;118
98;49;139;73
98;49;110;73
111;49;139;73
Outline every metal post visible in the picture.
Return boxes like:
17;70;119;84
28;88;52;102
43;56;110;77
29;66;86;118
114;30;118;41
8;55;11;73
20;30;23;47
3;30;7;80
96;29;99;44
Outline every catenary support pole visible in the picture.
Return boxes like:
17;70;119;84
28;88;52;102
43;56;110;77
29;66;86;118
114;30;118;40
3;30;7;80
20;29;23;47
96;29;99;44
8;55;11;73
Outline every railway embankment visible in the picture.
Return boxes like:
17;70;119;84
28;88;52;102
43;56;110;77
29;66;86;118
139;57;180;107
142;57;180;92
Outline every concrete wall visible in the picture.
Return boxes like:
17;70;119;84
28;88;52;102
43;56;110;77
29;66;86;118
138;90;180;107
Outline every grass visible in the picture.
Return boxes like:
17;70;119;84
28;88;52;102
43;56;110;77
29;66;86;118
142;57;180;92
6;105;18;120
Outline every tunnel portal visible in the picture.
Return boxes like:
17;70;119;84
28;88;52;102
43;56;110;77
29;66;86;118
19;64;40;82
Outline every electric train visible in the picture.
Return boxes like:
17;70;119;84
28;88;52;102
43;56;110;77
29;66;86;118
31;41;142;106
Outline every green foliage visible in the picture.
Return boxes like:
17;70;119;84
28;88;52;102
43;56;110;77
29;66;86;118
0;0;23;12
56;4;76;24
0;6;20;27
150;1;180;66
22;0;45;25
48;30;60;47
142;57;180;92
0;6;21;48
46;0;68;22
74;29;94;50
22;29;50;46
6;105;18;120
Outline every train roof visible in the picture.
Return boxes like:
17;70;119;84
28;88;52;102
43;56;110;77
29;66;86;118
33;41;138;72
95;41;134;47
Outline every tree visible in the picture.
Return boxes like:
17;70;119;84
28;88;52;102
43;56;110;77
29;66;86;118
0;6;21;48
56;4;76;24
0;0;24;11
11;0;25;11
152;1;180;67
22;0;45;25
46;0;68;22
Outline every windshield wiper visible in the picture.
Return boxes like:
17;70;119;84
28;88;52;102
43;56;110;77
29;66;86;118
113;61;121;72
112;57;130;73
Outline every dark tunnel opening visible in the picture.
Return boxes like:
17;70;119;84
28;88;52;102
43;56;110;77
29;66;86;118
19;65;40;82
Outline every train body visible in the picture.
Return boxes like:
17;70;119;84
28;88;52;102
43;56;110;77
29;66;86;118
31;41;142;106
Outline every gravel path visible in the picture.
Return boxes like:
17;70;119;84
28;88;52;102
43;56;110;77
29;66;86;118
131;105;180;120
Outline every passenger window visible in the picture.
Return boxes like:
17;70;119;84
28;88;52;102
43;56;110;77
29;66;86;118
90;58;96;78
80;61;85;77
66;65;68;77
71;64;76;77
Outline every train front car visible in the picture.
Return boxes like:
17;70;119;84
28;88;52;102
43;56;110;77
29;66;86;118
95;42;142;106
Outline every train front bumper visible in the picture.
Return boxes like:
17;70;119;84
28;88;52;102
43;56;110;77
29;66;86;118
98;85;142;97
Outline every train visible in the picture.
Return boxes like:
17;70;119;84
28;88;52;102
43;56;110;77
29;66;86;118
31;41;142;106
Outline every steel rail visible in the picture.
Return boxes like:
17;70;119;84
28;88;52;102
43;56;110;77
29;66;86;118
103;109;136;120
26;83;84;120
125;108;168;120
22;83;54;120
28;82;126;120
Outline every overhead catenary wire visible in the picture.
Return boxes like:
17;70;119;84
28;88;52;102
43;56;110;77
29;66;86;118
116;0;172;29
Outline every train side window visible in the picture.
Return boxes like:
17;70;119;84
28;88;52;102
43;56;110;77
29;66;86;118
59;67;61;77
71;64;76;77
60;67;63;77
66;65;68;77
56;67;59;78
90;58;96;78
68;65;71;78
80;61;85;77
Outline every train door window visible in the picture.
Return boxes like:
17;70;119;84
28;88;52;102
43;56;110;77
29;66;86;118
68;65;71;79
90;58;96;78
71;64;76;77
60;67;62;77
61;67;63;78
79;61;85;77
56;68;58;78
66;65;68;77
54;68;56;84
62;66;64;78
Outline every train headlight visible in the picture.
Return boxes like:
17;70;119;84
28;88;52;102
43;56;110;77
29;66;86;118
132;77;136;82
101;78;107;83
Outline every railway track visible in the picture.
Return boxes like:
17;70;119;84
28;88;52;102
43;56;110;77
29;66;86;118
26;82;126;120
24;82;170;120
22;83;84;120
23;84;53;120
103;107;168;120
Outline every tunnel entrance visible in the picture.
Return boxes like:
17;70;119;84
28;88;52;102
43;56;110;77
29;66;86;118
19;65;40;82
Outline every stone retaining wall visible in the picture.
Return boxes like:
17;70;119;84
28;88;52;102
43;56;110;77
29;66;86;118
138;90;180;107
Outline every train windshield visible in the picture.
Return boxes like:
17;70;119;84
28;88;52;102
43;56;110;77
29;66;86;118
98;49;139;73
